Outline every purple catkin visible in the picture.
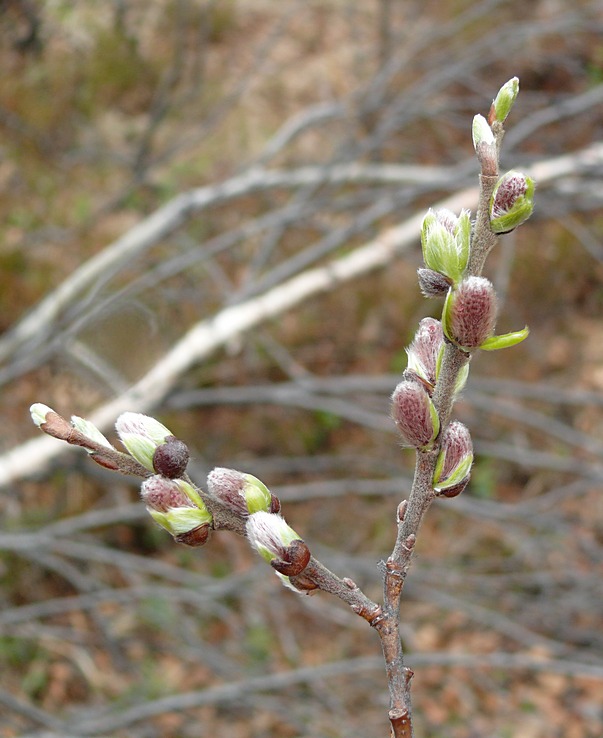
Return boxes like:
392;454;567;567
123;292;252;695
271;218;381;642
407;317;444;387
141;475;194;513
449;277;497;349
391;380;437;448
438;422;472;481
491;172;527;219
207;467;248;516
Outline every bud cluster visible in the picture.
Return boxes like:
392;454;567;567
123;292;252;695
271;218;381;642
115;412;212;547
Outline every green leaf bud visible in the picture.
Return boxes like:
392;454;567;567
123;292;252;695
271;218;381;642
491;77;519;124
420;208;471;285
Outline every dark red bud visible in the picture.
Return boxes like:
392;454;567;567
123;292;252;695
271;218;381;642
153;437;190;478
269;494;281;514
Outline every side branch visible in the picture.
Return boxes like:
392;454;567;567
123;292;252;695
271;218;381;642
3;143;601;489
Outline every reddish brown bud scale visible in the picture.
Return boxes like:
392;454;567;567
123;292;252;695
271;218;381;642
270;539;311;576
436;477;470;498
174;524;211;547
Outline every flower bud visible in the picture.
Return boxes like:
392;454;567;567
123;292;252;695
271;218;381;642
246;511;301;562
472;114;497;174
490;77;519;124
141;475;199;512
433;421;473;496
489;170;535;234
417;268;451;297
207;467;279;517
405;317;443;390
391;379;440;449
115;412;174;472
420;208;471;285
141;475;212;543
443;276;497;351
246;512;310;585
152;438;190;478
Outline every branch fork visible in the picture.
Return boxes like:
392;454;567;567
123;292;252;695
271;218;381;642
30;78;535;738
